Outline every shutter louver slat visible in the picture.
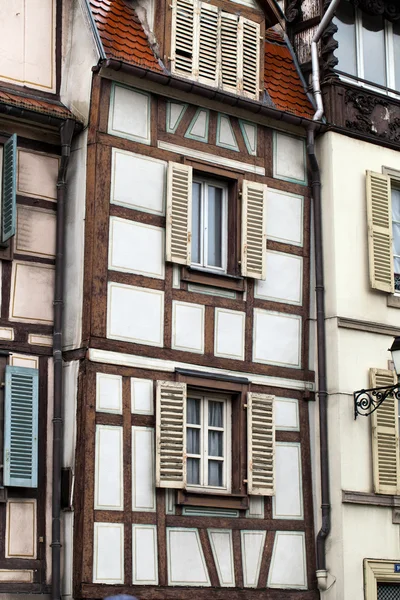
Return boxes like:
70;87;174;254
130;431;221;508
366;171;394;293
241;180;267;279
156;381;187;488
166;162;192;265
2;134;17;244
173;0;195;75
220;12;239;91
247;392;274;495
198;4;218;84
4;366;39;488
242;19;260;98
370;368;400;495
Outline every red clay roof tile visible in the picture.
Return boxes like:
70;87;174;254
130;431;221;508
0;89;74;119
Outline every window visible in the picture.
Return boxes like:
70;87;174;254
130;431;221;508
186;392;231;491
392;187;400;292
166;162;267;280
378;583;400;599
192;179;228;273
171;0;261;99
365;560;400;600
333;1;400;93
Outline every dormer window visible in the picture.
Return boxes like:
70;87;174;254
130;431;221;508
171;0;262;99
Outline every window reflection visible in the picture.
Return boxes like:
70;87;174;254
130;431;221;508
362;12;386;86
333;1;357;77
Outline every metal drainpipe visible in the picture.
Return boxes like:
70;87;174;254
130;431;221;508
307;0;341;591
51;118;75;600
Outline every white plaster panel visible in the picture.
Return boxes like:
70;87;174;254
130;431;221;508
93;523;124;584
96;373;122;414
0;328;13;341
109;217;165;279
0;570;33;583
10;353;38;369
268;531;306;589
255;252;302;305
132;525;158;584
132;426;156;512
167;528;210;586
10;262;54;324
240;120;257;155
253;309;301;368
273;443;303;519
266;188;303;246
217;116;238;150
168;102;186;132
111;149;166;215
17;150;58;201
109;85;151;144
275;397;299;431
274;132;306;184
28;334;52;346
107;282;164;347
131;378;154;414
214;308;245;360
94;425;123;510
6;500;36;558
241;530;266;587
16;206;56;258
172;301;204;353
246;496;265;519
187;109;208;140
208;529;235;587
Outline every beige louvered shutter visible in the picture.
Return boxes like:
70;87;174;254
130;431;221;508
366;171;394;293
172;0;196;76
241;180;267;279
247;392;274;495
156;381;187;488
198;3;218;84
370;368;400;495
241;18;260;99
166;162;192;265
220;11;239;92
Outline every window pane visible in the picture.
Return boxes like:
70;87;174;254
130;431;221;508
393;223;400;256
187;398;200;424
333;1;357;76
187;458;200;484
187;428;200;454
392;188;400;222
362;12;386;86
209;431;223;457
209;401;223;427
207;186;223;267
208;460;223;486
192;182;202;264
394;22;400;90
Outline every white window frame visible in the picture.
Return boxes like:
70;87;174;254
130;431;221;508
335;7;400;96
383;167;400;295
186;392;232;494
191;177;228;274
365;559;400;600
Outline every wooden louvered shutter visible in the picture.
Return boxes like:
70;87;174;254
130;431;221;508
366;171;394;293
370;368;400;495
2;134;17;244
241;18;260;99
172;0;195;76
156;381;187;488
247;392;274;495
220;12;239;92
198;3;218;84
4;366;39;488
241;180;267;279
166;162;193;265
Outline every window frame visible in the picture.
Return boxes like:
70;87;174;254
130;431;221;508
191;176;229;275
364;559;400;600
186;390;232;493
383;167;400;296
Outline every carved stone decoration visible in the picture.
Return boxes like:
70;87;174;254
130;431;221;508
345;89;400;143
285;0;302;23
351;0;400;22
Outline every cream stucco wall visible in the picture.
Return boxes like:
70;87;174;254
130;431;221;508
315;132;400;600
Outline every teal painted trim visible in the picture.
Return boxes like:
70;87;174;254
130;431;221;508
182;506;239;518
216;114;239;152
184;108;209;143
2;133;17;243
166;102;188;134
239;119;257;156
108;82;151;145
4;366;39;488
272;130;308;186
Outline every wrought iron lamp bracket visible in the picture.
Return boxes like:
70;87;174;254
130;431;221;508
354;384;400;419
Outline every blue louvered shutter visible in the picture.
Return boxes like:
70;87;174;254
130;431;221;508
2;134;17;243
3;366;39;488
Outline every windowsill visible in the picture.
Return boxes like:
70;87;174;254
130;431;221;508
387;294;400;309
181;266;245;291
342;489;400;507
177;489;249;510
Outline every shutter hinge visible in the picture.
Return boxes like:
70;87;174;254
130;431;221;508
243;404;247;408
239;191;243;199
243;479;248;483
